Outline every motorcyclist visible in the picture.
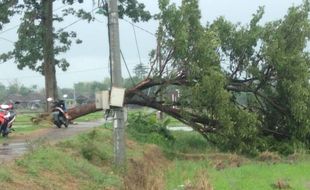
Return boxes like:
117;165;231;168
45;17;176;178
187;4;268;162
0;103;14;136
48;98;69;128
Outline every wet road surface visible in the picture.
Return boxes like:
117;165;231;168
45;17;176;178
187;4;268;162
0;120;105;162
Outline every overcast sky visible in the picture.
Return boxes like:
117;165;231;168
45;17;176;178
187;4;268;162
0;0;303;88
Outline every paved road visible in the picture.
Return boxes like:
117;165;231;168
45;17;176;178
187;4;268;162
0;119;193;162
0;120;105;162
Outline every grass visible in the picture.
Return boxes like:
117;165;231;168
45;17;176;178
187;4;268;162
74;112;104;122
165;160;209;190
208;161;310;190
1;110;310;189
0;127;121;190
15;146;120;189
126;112;310;190
12;113;49;134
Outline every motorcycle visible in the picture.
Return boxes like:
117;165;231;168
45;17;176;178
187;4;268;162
0;102;18;137
47;98;70;128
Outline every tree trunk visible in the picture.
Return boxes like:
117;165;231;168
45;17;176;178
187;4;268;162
42;0;57;112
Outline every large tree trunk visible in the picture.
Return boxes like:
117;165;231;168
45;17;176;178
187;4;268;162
42;0;57;112
67;78;218;138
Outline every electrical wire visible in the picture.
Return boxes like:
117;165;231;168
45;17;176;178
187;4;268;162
120;50;135;86
122;18;155;37
0;25;18;35
58;6;99;31
132;23;142;65
0;66;109;81
0;4;70;36
0;36;14;43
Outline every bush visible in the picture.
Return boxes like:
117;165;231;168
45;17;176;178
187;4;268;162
127;112;175;147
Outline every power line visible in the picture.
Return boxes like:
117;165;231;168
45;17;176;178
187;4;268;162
0;37;14;43
0;66;109;81
122;18;156;37
0;3;74;36
0;25;19;35
120;50;135;86
132;23;142;65
57;66;109;75
58;7;99;31
54;4;69;12
97;16;156;37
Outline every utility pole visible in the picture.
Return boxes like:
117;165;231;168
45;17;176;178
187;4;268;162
157;24;164;120
107;0;126;167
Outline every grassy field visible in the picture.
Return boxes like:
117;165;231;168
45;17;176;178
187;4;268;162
0;111;309;189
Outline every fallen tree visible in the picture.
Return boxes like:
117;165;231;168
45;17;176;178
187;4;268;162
68;0;310;155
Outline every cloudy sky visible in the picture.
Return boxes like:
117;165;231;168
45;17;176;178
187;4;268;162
0;0;303;88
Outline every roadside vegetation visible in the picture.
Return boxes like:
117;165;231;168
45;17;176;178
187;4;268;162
0;111;309;189
14;113;50;133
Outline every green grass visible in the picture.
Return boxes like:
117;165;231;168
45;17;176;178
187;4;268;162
15;146;120;189
128;117;310;190
74;112;104;122
165;160;209;190
13;124;40;133
0;127;121;189
12;113;48;134
208;161;310;190
15;113;36;124
1;112;310;190
0;168;12;183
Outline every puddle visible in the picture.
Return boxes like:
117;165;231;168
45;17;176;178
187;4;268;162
0;142;28;161
167;126;193;131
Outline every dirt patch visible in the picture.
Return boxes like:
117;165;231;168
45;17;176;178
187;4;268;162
258;151;282;163
0;167;81;190
208;153;248;170
168;152;206;161
271;179;292;189
124;145;170;190
183;171;213;190
305;181;310;190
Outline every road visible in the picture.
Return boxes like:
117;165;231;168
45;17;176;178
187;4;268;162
0;120;105;162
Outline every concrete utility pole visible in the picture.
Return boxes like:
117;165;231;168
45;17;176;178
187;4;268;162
107;0;126;167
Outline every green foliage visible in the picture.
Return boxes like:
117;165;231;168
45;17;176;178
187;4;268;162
127;112;175;147
58;128;114;167
15;145;119;189
0;0;18;30
156;0;310;154
98;0;151;22
127;111;212;158
133;63;148;79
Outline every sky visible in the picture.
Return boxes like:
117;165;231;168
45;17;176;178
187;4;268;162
0;0;304;88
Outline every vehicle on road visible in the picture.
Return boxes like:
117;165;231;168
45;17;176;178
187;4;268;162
47;97;70;128
0;102;18;137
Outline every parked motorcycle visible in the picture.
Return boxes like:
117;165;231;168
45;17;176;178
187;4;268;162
0;102;18;137
47;98;70;128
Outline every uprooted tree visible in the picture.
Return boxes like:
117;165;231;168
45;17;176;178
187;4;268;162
69;0;310;154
